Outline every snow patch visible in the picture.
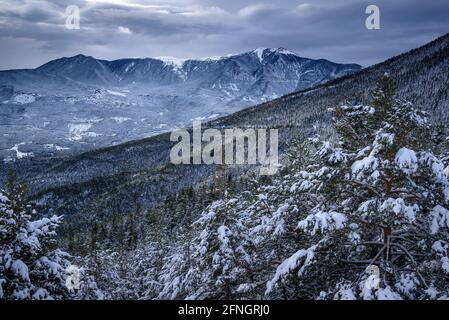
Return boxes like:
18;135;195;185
253;48;267;62
395;147;418;174
13;93;35;104
110;117;131;123
11;260;30;282
68;123;92;141
10;143;34;159
156;56;186;68
352;156;378;176
298;211;347;235
430;205;449;234
266;245;316;295
107;90;127;97
379;198;418;222
43;144;70;151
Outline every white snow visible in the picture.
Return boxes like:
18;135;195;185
334;282;361;300
10;143;34;159
67;123;92;141
11;260;30;282
376;286;402;300
13;93;35;104
375;132;395;146
124;62;135;73
32;288;49;300
441;257;449;273
395;147;418;173
82;132;102;138
110;117;131;123
265;245;316;295
196;53;236;62
379;198;418;222
270;48;298;56
430;205;449;234
425;286;439;299
352;156;378;176
396;274;419;298
257;193;268;200
107;90;127;97
217;225;231;249
253;47;298;63
253;48;266;62
43;144;70;151
329;148;346;163
431;241;446;254
156;56;186;68
272;203;290;236
335;286;357;300
298;211;347;235
28;216;54;234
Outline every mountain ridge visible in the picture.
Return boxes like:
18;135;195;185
27;47;360;72
28;48;361;87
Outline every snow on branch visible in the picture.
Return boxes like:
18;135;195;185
395;147;418;174
352;156;379;180
379;198;418;223
265;244;317;295
298;210;346;235
430;205;449;234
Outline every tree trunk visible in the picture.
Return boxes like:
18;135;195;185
383;226;392;261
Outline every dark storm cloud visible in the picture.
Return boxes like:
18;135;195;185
0;0;447;69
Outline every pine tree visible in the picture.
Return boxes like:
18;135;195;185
0;171;72;299
132;209;170;299
192;197;254;299
266;75;449;299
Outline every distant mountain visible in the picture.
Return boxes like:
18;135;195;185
0;49;360;160
37;54;120;85
5;33;449;232
34;48;360;88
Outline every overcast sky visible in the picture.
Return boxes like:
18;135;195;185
0;0;447;70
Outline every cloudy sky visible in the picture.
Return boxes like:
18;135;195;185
0;0;447;70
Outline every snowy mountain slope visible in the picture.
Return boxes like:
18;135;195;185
5;34;449;229
0;49;360;160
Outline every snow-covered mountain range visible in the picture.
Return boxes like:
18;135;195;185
0;48;360;160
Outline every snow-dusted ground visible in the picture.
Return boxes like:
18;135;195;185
13;93;36;104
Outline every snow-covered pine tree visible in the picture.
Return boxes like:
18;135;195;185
192;196;254;299
157;234;197;299
157;194;255;299
266;75;449;299
130;210;172;299
0;171;72;299
78;220;130;299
